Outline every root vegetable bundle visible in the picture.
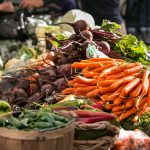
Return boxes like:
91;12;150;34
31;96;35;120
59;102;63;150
62;58;150;122
0;63;77;108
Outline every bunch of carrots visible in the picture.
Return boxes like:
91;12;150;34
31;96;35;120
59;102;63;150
62;58;150;122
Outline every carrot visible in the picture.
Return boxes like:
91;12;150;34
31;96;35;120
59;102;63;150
132;72;143;78
125;98;135;108
62;88;75;95
88;61;114;68
68;80;74;85
130;83;142;98
147;77;150;107
101;93;112;101
74;92;86;96
92;62;116;73
136;96;147;107
110;75;135;89
80;60;90;63
133;107;150;122
89;58;112;62
99;65;118;78
73;83;89;88
83;72;100;78
73;76;97;85
109;62;128;75
98;80;116;87
124;64;143;75
71;62;89;68
105;104;115;110
113;111;122;117
86;89;100;98
105;72;125;80
120;78;141;97
126;62;141;69
75;86;97;93
99;86;116;94
114;97;124;105
107;85;124;101
140;68;149;97
112;105;125;112
118;103;146;122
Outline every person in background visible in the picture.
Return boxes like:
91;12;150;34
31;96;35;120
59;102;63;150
0;1;14;12
20;0;76;14
80;0;126;34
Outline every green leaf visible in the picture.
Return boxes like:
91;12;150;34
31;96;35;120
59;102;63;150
101;19;121;32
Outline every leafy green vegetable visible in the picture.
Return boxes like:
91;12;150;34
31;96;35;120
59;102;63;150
120;111;150;136
0;109;70;131
101;19;121;32
113;34;150;65
0;100;11;114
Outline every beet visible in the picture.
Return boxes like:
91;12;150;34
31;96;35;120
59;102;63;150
97;41;110;54
79;30;93;41
17;79;30;90
12;88;28;98
52;78;67;92
57;64;72;76
28;93;41;103
56;20;90;34
41;84;53;97
69;34;78;41
58;55;68;65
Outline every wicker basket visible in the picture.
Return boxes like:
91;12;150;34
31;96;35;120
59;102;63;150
74;121;120;150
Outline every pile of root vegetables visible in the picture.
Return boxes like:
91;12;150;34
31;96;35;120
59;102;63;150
0;61;77;108
45;20;123;65
62;57;150;122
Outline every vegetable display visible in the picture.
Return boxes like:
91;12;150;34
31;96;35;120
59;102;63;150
62;58;149;123
0;109;70;131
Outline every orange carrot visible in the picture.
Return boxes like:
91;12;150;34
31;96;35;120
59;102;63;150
89;58;112;62
73;83;88;88
147;77;150;107
109;62;128;75
71;62;89;68
125;98;135;108
88;61;114;68
112;105;124;112
75;86;97;93
126;62;141;69
107;85;124;101
101;93;112;101
132;72;143;78
86;89;100;98
99;66;118;78
135;96;147;108
92;62;116;73
120;78;140;97
110;76;135;89
73;76;97;85
113;111;122;117
114;97;124;105
133;107;150;122
124;64;143;75
130;83;142;98
99;86;116;94
62;88;75;95
83;72;100;78
98;80;116;87
105;72;125;80
118;103;145;122
140;68;149;97
105;104;116;110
